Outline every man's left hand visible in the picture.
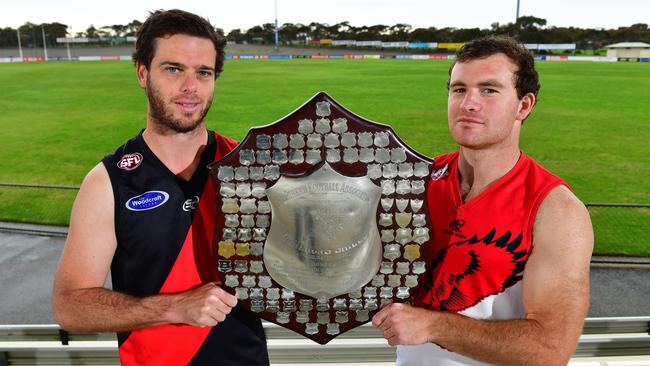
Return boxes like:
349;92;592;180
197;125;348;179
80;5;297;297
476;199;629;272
371;302;436;346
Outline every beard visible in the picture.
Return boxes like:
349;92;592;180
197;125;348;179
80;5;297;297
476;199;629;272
146;76;212;134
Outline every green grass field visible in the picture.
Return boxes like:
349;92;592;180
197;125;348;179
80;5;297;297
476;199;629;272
0;59;648;255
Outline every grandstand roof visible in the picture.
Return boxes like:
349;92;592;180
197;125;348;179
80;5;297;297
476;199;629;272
605;42;650;48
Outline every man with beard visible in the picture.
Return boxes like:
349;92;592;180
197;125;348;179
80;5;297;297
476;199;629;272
372;36;593;365
53;10;269;365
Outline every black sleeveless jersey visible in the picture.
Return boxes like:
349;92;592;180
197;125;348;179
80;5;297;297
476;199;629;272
102;131;269;366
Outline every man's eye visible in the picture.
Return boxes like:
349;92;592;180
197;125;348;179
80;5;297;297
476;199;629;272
166;67;180;73
483;88;498;94
198;70;213;78
452;88;465;93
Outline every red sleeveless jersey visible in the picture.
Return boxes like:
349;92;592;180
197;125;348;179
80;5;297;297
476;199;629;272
398;151;568;365
414;151;567;314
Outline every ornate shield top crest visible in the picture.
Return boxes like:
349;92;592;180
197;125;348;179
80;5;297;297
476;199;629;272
208;92;434;344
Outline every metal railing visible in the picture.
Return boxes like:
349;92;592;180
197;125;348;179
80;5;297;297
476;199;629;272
0;183;79;190
0;317;648;365
1;182;649;248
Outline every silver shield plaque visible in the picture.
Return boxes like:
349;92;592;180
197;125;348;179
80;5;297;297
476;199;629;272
208;92;434;344
264;163;382;300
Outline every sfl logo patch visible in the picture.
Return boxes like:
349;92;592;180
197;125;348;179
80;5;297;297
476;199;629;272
117;153;143;171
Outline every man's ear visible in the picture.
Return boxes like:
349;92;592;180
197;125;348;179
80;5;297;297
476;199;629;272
516;92;536;122
136;62;148;89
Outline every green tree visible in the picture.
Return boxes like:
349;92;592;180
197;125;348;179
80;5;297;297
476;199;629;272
355;24;387;40
514;16;547;42
434;27;456;42
18;22;41;47
105;24;128;37
43;22;68;46
333;21;352;39
226;28;245;43
125;20;142;36
385;23;412;41
85;25;98;38
408;27;436;42
245;25;268;44
453;27;485;42
0;27;18;47
307;22;328;40
278;23;302;43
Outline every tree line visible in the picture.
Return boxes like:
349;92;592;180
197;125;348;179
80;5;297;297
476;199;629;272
0;20;142;48
229;17;649;50
1;16;648;49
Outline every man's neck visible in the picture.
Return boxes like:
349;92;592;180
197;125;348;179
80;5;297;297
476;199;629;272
142;123;209;181
457;146;521;202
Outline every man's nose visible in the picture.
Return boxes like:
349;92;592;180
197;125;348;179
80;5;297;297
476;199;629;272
461;91;481;112
180;74;198;94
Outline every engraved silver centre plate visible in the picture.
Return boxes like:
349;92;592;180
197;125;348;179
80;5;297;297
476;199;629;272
264;163;382;300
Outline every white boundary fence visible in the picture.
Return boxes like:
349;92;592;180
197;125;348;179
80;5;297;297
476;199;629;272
1;317;649;365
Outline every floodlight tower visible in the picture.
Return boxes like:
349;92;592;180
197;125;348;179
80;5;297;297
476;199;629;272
41;25;48;61
516;0;521;22
274;0;279;50
16;29;24;59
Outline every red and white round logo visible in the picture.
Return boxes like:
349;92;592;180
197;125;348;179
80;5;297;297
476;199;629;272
117;153;143;171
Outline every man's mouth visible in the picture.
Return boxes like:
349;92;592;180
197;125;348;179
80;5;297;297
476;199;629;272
456;117;483;125
175;101;200;113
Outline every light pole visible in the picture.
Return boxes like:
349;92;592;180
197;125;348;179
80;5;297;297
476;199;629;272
516;0;521;22
274;0;279;50
66;39;72;61
16;29;24;59
41;25;49;61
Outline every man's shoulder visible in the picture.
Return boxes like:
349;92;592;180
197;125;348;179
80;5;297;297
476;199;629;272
533;183;593;252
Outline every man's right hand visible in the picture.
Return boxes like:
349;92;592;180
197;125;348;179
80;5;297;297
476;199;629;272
167;282;238;327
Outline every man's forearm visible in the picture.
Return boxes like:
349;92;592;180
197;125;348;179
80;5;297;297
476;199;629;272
54;287;174;332
431;311;577;366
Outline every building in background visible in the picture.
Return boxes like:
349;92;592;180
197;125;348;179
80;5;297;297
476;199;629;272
605;42;650;60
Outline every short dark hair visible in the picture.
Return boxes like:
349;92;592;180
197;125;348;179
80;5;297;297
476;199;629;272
448;35;540;99
133;9;226;79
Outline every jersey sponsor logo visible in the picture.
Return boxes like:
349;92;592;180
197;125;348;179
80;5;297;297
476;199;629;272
418;228;527;312
117;153;143;171
431;164;449;180
182;196;200;212
125;191;169;211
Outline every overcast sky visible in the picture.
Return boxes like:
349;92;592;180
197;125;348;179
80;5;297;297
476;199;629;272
2;0;648;34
